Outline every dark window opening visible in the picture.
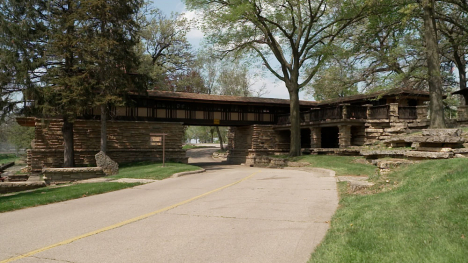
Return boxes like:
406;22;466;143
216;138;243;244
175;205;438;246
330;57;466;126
408;99;417;107
301;128;311;148
321;127;339;148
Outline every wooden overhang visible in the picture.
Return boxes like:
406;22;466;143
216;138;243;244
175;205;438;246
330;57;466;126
131;90;317;108
16;117;36;127
452;89;468;95
315;89;434;106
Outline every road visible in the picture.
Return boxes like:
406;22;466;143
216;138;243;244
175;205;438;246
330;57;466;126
0;150;338;263
186;146;224;165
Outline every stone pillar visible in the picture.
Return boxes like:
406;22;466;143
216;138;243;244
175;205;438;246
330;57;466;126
341;104;350;119
389;103;399;122
416;105;428;120
227;126;253;164
310;127;321;148
363;104;373;119
338;125;351;148
458;106;468;121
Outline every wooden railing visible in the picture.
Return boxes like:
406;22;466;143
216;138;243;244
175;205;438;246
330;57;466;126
398;106;417;119
348;105;368;119
369;105;390;119
278;104;421;125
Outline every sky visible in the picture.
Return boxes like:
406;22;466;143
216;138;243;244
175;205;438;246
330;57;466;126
150;0;306;100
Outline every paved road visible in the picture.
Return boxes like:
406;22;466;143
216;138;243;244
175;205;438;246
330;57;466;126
0;166;338;263
186;147;223;164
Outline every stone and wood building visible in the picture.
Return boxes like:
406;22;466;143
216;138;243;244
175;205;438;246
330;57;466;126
17;88;468;171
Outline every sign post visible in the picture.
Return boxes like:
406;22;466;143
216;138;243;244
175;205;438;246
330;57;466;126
150;133;168;167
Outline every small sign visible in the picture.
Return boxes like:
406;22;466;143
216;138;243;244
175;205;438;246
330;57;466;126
214;119;220;125
150;136;162;146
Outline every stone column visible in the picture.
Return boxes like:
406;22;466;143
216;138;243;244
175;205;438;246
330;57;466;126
389;103;399;122
227;126;253;164
338;125;351;148
310;127;321;148
363;104;373;119
416;105;428;120
458;106;468;121
341;104;350;119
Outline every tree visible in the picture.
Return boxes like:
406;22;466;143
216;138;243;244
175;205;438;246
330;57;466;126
421;0;446;128
1;0;144;166
306;56;359;100
77;0;144;154
6;120;35;154
436;0;468;105
0;0;46;122
0;116;34;154
185;0;367;156
138;8;194;89
308;0;428;100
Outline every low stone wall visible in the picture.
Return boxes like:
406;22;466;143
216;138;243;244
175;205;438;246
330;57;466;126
42;167;105;184
29;119;187;172
0;182;47;194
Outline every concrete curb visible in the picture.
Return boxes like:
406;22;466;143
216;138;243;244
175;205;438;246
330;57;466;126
171;168;206;178
284;167;336;177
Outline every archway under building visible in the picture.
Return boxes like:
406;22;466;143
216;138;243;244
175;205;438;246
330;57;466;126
321;127;339;148
301;128;311;149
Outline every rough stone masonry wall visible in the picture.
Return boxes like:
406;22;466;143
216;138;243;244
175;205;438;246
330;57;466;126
227;126;253;164
30;119;187;172
364;105;429;145
251;125;278;150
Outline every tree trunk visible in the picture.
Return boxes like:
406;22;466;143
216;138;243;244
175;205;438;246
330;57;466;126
100;104;107;153
422;0;446;128
216;126;224;151
62;118;75;167
453;46;467;105
288;87;301;156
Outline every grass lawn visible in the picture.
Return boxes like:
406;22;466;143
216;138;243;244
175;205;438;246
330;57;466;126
110;162;202;180
310;158;468;263
295;155;377;177
0;154;21;165
1;161;200;212
0;182;141;213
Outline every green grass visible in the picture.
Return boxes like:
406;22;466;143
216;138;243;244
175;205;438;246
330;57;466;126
295;155;376;177
310;158;468;263
110;162;201;180
0;154;20;165
0;182;140;213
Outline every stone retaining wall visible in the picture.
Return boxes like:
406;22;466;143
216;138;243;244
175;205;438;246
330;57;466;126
0;182;47;194
30;119;187;171
42;167;105;184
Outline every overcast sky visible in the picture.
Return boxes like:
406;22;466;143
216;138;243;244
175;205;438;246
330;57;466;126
149;0;306;100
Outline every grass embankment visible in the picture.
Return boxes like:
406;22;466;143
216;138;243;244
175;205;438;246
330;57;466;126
310;158;468;263
0;154;21;165
295;155;376;177
110;162;201;180
0;182;140;213
1;162;201;213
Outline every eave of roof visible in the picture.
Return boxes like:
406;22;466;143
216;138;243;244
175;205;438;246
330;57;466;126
316;89;432;106
134;90;318;107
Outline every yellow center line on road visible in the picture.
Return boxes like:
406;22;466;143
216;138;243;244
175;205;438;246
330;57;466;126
1;170;261;263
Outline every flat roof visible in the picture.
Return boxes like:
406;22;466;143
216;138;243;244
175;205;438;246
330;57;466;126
137;90;318;107
316;89;432;105
137;89;432;108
